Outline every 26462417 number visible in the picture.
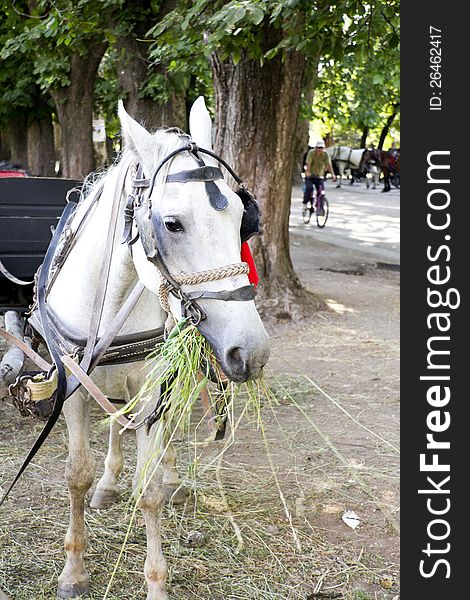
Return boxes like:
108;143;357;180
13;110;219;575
429;26;442;109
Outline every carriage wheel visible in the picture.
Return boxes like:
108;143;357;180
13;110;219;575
302;204;312;224
316;197;329;228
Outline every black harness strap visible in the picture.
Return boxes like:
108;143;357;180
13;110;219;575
184;285;255;302
45;183;104;296
166;166;223;183
0;197;78;507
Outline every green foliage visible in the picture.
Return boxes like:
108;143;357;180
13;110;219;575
312;1;400;145
0;0;122;131
1;1;124;90
0;1;37;125
0;0;399;155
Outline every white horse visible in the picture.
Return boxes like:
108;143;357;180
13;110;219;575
33;97;269;599
326;146;366;187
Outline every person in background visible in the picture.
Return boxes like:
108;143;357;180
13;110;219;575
303;140;336;215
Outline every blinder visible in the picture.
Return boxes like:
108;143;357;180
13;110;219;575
237;186;260;243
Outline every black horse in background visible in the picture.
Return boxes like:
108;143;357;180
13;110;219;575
360;148;400;192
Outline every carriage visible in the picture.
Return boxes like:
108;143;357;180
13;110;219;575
0;174;80;401
0;174;80;310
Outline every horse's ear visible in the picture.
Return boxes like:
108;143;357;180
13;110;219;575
118;100;154;164
189;97;213;150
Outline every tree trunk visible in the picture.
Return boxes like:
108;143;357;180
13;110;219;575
211;46;324;317
360;126;369;148
27;103;56;176
51;43;107;179
116;0;186;130
378;103;399;149
0;131;11;161
7;115;29;169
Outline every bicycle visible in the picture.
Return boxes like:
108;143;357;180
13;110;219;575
302;188;329;228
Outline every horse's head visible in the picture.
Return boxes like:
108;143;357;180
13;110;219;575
118;98;270;382
360;148;377;170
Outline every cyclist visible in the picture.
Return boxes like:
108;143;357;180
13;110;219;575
303;140;336;215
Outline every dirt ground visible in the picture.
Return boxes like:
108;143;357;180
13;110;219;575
0;231;399;600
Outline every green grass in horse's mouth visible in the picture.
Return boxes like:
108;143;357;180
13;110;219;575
117;317;261;440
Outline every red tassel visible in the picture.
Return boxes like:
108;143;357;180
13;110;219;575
241;241;259;287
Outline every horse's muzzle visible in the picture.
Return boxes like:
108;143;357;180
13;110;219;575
201;332;270;384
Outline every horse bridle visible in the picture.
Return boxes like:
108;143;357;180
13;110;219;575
124;134;261;326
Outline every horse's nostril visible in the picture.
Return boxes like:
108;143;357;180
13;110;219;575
224;346;248;378
227;346;245;368
220;341;270;383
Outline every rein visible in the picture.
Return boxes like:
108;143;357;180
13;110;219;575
0;259;34;286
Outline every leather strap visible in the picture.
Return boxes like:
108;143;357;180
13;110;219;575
166;166;223;183
184;284;255;302
0;259;34;286
81;159;131;373
45;181;104;296
0;327;51;372
61;355;140;431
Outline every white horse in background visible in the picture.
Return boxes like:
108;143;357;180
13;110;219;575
29;98;270;600
326;146;366;187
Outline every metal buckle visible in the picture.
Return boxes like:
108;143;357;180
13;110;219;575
187;141;199;155
176;290;206;326
9;373;55;420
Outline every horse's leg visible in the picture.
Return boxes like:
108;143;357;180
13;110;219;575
90;419;124;509
336;166;342;187
58;392;95;599
162;437;187;504
134;425;168;600
382;168;391;192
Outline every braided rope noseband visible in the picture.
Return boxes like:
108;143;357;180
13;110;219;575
158;262;249;314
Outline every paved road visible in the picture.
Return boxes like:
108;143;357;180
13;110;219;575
290;181;400;264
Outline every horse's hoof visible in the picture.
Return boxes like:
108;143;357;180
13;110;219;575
164;483;188;505
57;581;89;598
89;488;119;509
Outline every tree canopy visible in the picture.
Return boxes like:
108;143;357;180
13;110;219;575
311;2;400;147
0;0;399;307
1;0;400;163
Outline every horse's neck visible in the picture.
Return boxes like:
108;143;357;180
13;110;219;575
48;162;164;338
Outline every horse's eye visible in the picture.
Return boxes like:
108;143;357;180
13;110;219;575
164;217;184;233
